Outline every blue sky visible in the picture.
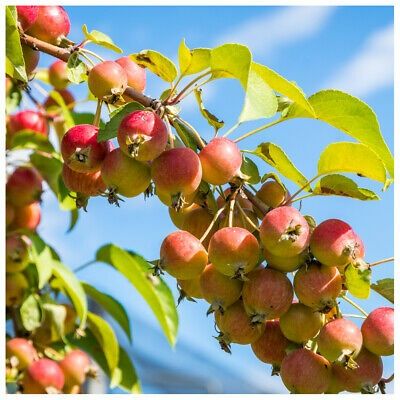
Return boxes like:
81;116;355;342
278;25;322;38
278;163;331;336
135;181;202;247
29;6;394;394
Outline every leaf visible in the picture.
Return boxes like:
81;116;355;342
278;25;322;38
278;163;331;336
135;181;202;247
42;303;68;340
82;24;122;53
67;52;88;84
248;142;310;189
130;50;177;82
34;68;50;84
20;294;42;331
240;156;260;184
67;209;79;233
81;282;132;342
313;174;379;200
51;261;87;330
87;312;119;371
6;83;22;114
194;88;224;131
371;278;394;303
47;90;75;130
318;142;387;184
344;262;371;299
178;39;210;76
9;130;56;153
96;244;178;346
286;90;394;179
171;118;199;151
98;101;144;141
6;6;27;82
72;112;102;126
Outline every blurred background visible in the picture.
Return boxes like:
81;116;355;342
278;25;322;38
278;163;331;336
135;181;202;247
22;5;394;394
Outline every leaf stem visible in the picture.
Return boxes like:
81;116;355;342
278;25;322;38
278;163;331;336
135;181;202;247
341;295;369;317
284;174;321;205
233;118;284;143
291;193;315;203
368;256;394;268
223;122;240;138
73;259;96;274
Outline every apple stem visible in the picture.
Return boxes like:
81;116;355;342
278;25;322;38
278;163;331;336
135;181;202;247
78;50;96;67
368;256;394;268
200;205;227;243
93;100;102;127
228;198;235;228
237;202;260;232
341;295;369;317
342;313;366;319
80;47;105;62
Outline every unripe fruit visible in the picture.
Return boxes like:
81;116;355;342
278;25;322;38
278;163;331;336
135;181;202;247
199;137;242;185
160;231;208;280
16;6;39;31
361;307;394;356
280;348;331;394
88;61;128;100
7;110;48;137
157;189;197;209
263;247;307;273
118;110;168;161
294;262;342;312
208;227;260;278
332;348;383;393
280;303;324;343
6;203;15;228
317;318;363;363
22;359;65;394
59;350;91;390
260;206;310;257
22;44;40;76
13;202;41;231
151;148;202;209
44;89;75;111
115;56;146;93
216;188;253;210
6;338;38;370
200;263;243;312
310;219;365;267
6;234;30;273
177;276;203;300
101;148;151;199
325;365;347;394
61;124;111;173
62;164;106;197
6;166;43;207
251;320;291;368
168;204;200;229
6;272;29;307
27;6;70;45
256;180;291;209
182;206;217;247
215;301;265;345
48;60;69;89
242;268;293;322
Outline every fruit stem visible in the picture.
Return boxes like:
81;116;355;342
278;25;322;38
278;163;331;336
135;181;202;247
242;186;269;216
341;295;369;317
368;256;394;268
290;193;315;203
283;174;321;205
80;47;105;62
233;117;284;143
228;197;235;228
237;202;260;232
73;259;96;274
342;313;367;319
223;122;240;138
77;50;96;67
199;205;227;243
163;115;175;149
93;100;103;127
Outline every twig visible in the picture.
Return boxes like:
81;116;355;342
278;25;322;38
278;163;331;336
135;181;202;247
242;186;269;216
368;257;394;268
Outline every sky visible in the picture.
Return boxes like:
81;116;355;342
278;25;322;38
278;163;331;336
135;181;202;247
24;5;394;394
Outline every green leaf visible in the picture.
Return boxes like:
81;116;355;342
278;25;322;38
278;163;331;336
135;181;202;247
96;244;178;346
9;130;56;153
67;52;88;84
318;142;387;184
87;312;119;371
178;39;210;76
82;24;122;53
47;90;75;130
98;101;144;142
67;209;79;233
171;118;199;151
371;278;394;303
286;90;394;179
6;6;27;82
313;174;379;200
72;112;101;126
6;83;22;114
240;156;260;184
20;294;42;331
194;88;224;131
248;142;310;189
81;282;132;342
344;262;371;299
51;261;87;330
130;50;177;82
41;303;68;340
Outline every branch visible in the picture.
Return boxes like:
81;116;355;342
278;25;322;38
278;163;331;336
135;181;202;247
242;187;269;216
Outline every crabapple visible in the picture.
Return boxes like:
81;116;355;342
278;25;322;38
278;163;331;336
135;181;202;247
182;206;217;247
199;137;242;185
218;207;259;233
177;276;203;300
22;44;40;76
6;166;43;207
6;234;31;273
256;180;291;210
260;206;310;257
242;267;293;323
61;124;111;173
310;219;365;267
62;164;106;197
115;56;146;93
59;350;91;391
294;262;342;312
208;227;260;279
151;147;202;210
22;359;65;394
159;231;208;280
101;148;151;199
6;338;37;370
280;303;324;343
317;318;363;364
263;247;308;273
88;61;128;100
44;89;75;111
200;263;243;313
12;202;41;231
16;6;39;31
6;272;29;307
361;307;394;356
117;110;168;161
27;6;70;45
6;203;15;228
168;203;200;229
7;110;48;137
280;348;331;394
48;60;69;89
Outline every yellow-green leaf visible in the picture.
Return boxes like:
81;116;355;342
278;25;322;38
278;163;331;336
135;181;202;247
371;278;394;303
82;24;122;53
178;39;210;76
344;263;371;299
194;88;224;131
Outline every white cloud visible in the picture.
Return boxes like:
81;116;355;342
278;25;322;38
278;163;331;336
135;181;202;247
326;24;394;97
215;6;335;57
